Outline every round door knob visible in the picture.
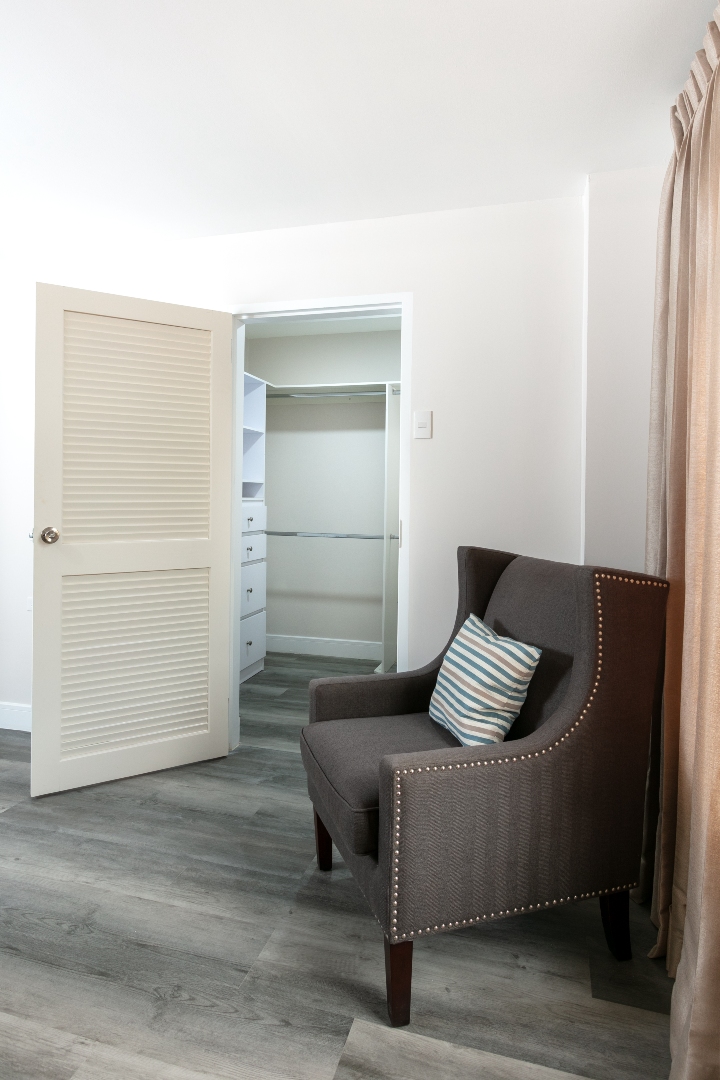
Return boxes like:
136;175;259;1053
40;527;60;544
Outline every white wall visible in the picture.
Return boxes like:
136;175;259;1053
0;257;35;712
196;199;587;668
584;165;666;572
265;398;386;648
0;193;586;713
246;329;401;385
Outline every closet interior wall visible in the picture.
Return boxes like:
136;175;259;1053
243;320;400;670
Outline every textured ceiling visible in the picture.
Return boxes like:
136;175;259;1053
0;0;714;236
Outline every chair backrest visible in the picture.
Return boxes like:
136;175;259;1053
482;556;584;740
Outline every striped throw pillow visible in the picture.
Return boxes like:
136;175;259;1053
429;614;542;746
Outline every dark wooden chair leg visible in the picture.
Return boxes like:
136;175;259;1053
384;936;413;1027
600;890;632;961
314;810;332;871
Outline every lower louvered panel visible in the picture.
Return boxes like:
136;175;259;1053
61;568;210;758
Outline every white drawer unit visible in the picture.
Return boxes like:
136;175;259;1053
241;559;266;618
242;502;267;534
239;610;266;669
241;532;267;564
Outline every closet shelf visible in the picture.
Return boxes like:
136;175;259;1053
268;391;385;399
267;530;399;540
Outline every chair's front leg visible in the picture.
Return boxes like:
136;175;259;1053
384;936;413;1026
600;890;632;960
314;810;332;871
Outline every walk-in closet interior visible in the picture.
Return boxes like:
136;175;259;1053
234;309;402;713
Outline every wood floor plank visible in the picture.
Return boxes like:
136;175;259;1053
0;756;316;928
333;1019;592;1080
239;654;374;754
72;1040;293;1080
407;943;669;1080
0;869;274;970
0;758;30;814
205;959;353;1080
0;1008;92;1080
34;767;314;842
0;729;30;763
0;821;309;916
0;1008;294;1080
0;948;351;1080
588;900;673;1014
0;947;326;1080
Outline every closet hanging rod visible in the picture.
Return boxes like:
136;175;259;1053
268;390;390;399
266;531;400;540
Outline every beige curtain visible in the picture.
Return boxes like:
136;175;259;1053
646;11;720;1079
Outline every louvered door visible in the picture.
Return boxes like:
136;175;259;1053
32;285;233;796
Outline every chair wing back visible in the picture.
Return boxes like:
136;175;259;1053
451;547;518;634
484;556;583;740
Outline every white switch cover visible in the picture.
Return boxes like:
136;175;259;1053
413;410;433;439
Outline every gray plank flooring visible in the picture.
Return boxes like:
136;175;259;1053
334;1019;591;1080
0;653;672;1080
238;653;377;754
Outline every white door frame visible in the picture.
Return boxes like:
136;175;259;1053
228;292;412;741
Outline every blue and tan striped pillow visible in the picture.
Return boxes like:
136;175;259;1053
429;614;542;746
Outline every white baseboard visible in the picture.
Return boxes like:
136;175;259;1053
0;702;31;732
267;635;382;662
239;658;265;684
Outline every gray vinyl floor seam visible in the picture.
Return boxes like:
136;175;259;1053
0;653;671;1080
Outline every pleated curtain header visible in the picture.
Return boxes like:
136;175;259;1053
673;8;720;149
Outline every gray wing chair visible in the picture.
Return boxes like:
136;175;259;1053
300;547;668;1026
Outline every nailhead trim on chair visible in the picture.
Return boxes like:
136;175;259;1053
389;571;667;942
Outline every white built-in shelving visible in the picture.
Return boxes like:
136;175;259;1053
240;373;267;682
242;374;266;500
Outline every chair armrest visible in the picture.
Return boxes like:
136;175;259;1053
376;712;590;942
377;717;635;943
309;661;441;723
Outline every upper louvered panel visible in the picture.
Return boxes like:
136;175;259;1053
61;568;210;758
63;311;212;542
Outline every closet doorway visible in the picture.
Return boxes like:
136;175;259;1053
231;303;405;741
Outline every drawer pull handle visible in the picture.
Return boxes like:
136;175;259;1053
246;546;252;552
248;516;253;523
246;640;253;648
247;587;253;593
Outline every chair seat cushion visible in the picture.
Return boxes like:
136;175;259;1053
300;713;461;855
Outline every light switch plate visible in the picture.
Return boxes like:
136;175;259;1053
413;410;432;439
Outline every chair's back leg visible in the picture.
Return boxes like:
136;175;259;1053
314;810;333;871
384;936;413;1026
600;890;632;960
